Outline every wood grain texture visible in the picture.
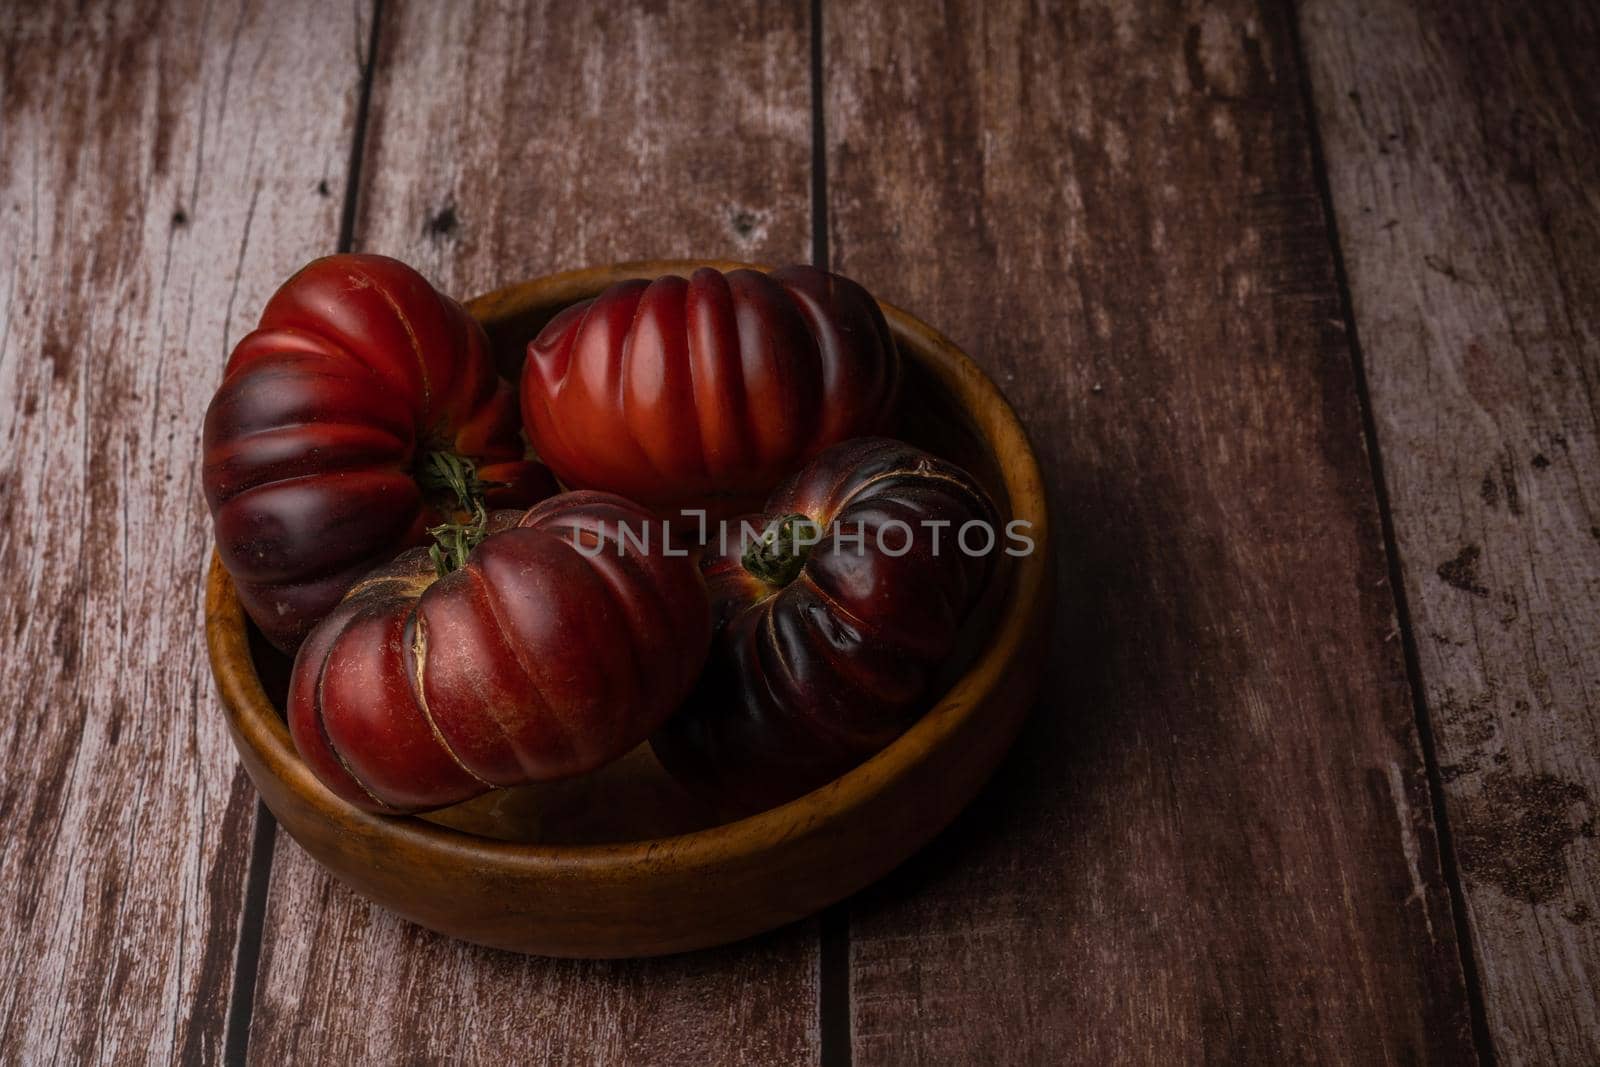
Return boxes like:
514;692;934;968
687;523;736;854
825;0;1478;1061
245;2;820;1062
353;0;814;299
251;906;820;1066
1300;1;1600;1060
0;1;366;1062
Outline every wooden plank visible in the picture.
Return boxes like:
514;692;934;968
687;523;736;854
243;1;820;1062
0;2;366;1062
350;0;815;296
1299;0;1600;1060
824;0;1479;1061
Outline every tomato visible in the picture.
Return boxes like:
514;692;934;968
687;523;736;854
287;492;711;814
652;438;1000;812
203;254;555;651
520;265;900;519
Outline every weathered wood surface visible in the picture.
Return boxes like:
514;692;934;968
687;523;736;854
0;1;365;1062
242;1;821;1063
1300;0;1600;1061
824;0;1480;1061
5;0;1596;1060
351;0;814;296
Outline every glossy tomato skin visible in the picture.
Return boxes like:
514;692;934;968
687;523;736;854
651;438;998;813
520;266;900;518
204;254;554;651
287;492;712;814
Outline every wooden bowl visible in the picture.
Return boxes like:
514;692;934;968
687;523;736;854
205;259;1052;957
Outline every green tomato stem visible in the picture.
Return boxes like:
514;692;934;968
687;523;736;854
419;450;491;577
742;513;821;588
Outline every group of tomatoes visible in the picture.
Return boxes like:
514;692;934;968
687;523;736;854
203;255;1000;816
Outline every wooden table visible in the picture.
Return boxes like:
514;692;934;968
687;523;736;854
2;1;1596;1063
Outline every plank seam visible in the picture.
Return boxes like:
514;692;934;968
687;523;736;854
221;803;277;1067
810;0;830;275
222;3;385;1063
1283;2;1496;1062
811;3;851;1066
338;0;384;256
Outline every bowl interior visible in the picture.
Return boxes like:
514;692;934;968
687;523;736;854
237;260;1032;847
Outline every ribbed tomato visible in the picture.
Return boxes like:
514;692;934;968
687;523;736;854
520;265;900;519
652;438;1001;812
288;492;711;814
204;254;554;651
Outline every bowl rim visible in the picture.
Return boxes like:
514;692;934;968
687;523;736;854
207;257;1050;873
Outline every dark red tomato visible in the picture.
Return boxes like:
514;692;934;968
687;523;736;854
287;492;711;814
204;254;555;651
652;438;1000;812
520;265;900;519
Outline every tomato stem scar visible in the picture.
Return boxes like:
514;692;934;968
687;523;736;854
419;450;492;577
742;513;818;588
